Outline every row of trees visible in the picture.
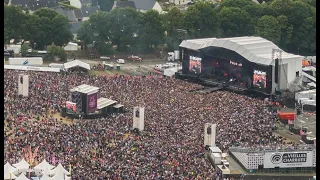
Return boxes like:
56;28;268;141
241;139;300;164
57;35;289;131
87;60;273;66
79;0;316;55
4;0;316;55
4;5;73;50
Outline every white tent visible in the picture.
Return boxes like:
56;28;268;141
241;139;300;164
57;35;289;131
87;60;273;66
64;60;91;70
50;163;70;176
12;159;30;173
50;172;71;180
15;173;29;180
64;42;78;51
39;174;51;180
4;163;18;179
41;168;54;176
33;159;55;172
4;162;18;175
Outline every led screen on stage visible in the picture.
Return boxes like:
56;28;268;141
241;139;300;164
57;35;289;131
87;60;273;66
87;93;98;113
66;101;77;112
189;56;202;74
253;70;267;89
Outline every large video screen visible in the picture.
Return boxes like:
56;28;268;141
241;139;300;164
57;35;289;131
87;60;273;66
189;56;202;74
253;70;267;89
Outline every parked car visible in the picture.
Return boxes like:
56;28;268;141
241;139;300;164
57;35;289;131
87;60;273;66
187;1;195;5
4;49;14;57
128;55;142;62
116;59;125;64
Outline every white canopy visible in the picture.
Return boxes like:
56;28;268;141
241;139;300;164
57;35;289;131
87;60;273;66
39;174;51;180
33;159;55;171
12;159;30;172
50;172;71;180
41;168;54;176
4;163;18;179
4;162;18;174
50;163;70;176
64;60;91;70
15;173;29;180
180;36;303;66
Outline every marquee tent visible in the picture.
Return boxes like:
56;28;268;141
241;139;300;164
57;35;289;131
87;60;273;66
50;172;71;180
4;162;18;174
50;163;70;176
33;159;55;172
4;163;18;179
15;173;29;180
64;60;91;70
12;159;30;173
41;168;54;176
39;174;51;180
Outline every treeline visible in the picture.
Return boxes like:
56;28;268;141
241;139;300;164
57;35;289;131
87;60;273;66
4;0;316;56
4;5;73;50
79;0;316;55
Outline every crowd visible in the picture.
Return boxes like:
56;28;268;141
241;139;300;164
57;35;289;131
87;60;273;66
4;69;281;179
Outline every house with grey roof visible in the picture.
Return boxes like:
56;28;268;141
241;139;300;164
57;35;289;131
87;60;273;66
131;0;162;13
81;6;100;21
112;1;136;10
74;9;84;22
51;7;77;22
11;0;59;11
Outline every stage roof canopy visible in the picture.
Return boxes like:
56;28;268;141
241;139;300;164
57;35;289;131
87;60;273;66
70;84;99;94
64;60;91;70
97;97;117;109
179;36;303;66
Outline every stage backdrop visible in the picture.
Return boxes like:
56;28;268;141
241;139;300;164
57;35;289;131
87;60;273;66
87;93;98;113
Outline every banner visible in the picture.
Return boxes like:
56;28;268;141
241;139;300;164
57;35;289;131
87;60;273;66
87;93;97;113
66;101;76;112
264;151;313;168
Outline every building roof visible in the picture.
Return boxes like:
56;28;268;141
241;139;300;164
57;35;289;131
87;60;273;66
11;0;59;11
70;22;82;34
131;0;156;10
64;60;90;70
180;36;303;66
74;9;84;19
70;84;99;94
81;6;99;17
52;7;77;22
115;1;136;9
80;0;92;5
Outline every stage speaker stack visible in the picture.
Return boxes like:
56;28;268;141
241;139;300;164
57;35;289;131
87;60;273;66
204;123;217;147
275;58;279;84
133;106;145;131
18;74;29;97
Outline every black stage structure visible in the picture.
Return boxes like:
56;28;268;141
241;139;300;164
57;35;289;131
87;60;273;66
62;84;124;119
177;37;303;96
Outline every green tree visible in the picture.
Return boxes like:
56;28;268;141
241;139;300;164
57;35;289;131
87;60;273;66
219;7;254;37
32;8;73;49
109;8;141;51
98;0;115;12
221;0;255;8
162;7;185;51
47;43;67;61
138;10;165;52
184;1;219;38
4;5;28;43
296;15;316;55
277;15;293;51
255;15;281;44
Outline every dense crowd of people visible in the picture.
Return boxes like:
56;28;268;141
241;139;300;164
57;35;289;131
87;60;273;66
4;69;281;179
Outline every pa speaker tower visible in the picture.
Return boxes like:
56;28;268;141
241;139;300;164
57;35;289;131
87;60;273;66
275;58;279;84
